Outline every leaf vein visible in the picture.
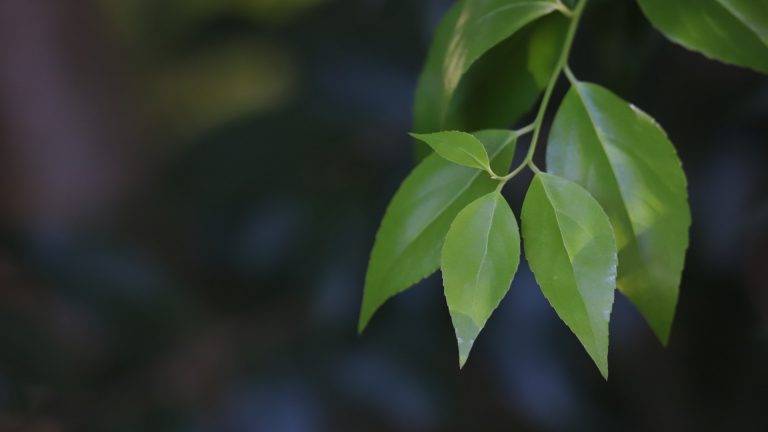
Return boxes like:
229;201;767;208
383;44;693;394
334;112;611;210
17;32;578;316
539;178;598;347
572;85;644;257
470;195;499;319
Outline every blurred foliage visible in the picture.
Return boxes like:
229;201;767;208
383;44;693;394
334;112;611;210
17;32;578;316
103;0;332;43
99;0;333;137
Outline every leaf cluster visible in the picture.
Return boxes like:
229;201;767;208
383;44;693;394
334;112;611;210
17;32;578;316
360;0;767;376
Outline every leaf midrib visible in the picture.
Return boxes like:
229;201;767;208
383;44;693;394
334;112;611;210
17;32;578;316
456;147;489;170
469;1;558;30
444;1;559;95
713;0;768;46
571;84;645;267
539;177;598;349
469;194;499;320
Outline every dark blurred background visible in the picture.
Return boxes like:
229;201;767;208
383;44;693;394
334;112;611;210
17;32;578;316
0;0;766;431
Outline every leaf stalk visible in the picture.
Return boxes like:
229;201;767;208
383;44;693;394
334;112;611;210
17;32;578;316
494;0;589;186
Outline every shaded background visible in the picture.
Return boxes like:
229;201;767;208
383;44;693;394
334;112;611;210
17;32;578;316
0;0;767;430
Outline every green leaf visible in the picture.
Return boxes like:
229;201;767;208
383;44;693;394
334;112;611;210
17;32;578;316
445;13;570;131
437;0;561;108
414;8;569;132
413;0;567;156
521;173;617;378
637;0;768;74
442;192;520;368
410;131;492;172
359;130;517;332
547;81;691;344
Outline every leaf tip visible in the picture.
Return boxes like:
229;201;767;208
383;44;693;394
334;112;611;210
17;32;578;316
356;318;367;335
356;320;366;335
451;312;480;371
655;326;672;347
357;303;374;335
458;353;469;369
587;345;609;380
598;362;609;381
646;309;674;346
456;336;475;369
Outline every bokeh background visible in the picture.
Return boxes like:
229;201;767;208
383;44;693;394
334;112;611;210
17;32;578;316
1;0;767;431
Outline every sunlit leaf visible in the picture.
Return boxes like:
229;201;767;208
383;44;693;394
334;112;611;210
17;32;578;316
547;81;691;344
522;173;617;378
442;192;520;368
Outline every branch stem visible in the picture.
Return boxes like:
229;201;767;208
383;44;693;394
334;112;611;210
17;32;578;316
495;0;588;185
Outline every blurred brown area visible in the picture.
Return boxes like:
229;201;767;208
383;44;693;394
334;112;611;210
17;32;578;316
0;0;139;231
0;0;766;431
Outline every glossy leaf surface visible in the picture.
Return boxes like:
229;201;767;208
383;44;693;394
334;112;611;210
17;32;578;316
359;130;517;332
522;173;617;378
414;7;568;136
437;0;560;106
637;0;768;74
413;0;565;157
547;82;691;344
442;192;520;368
410;131;492;172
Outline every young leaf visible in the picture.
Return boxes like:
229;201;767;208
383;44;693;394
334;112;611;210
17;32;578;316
521;173;617;379
442;192;520;368
359;130;517;332
637;0;768;74
413;0;566;148
410;131;492;172
547;81;691;344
